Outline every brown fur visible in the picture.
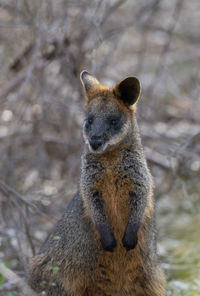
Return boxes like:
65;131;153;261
86;85;137;112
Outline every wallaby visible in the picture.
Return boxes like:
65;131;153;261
28;71;166;295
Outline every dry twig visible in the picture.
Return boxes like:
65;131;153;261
0;262;36;296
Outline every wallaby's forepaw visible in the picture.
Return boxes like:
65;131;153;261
101;231;117;252
122;223;138;251
97;224;117;252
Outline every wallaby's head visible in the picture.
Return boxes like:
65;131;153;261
80;71;141;154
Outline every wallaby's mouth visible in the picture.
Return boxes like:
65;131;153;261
89;137;104;151
88;137;107;154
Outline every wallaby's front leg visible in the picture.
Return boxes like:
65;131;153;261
83;188;117;252
122;183;148;251
81;156;117;252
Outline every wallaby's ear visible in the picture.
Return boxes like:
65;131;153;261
114;77;141;107
80;71;100;93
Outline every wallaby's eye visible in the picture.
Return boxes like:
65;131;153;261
109;116;120;127
85;116;93;129
110;119;118;126
88;117;93;125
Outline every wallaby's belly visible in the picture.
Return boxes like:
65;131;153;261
86;246;151;296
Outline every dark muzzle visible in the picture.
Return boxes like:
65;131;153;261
89;136;104;151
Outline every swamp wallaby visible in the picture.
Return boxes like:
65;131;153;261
29;71;166;296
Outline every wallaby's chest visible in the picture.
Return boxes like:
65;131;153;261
95;166;133;239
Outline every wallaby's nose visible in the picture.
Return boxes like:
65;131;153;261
89;136;103;150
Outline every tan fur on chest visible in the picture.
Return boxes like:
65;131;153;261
95;165;132;240
92;157;150;294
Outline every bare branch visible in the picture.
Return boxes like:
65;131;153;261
0;262;37;296
147;0;185;99
0;72;26;102
0;180;48;218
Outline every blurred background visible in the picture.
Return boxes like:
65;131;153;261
0;0;199;295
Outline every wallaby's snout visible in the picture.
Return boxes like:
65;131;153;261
84;115;107;152
89;135;104;151
87;117;108;152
